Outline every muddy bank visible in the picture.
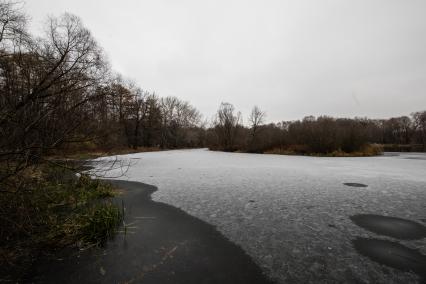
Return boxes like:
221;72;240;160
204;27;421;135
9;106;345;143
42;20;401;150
25;180;274;284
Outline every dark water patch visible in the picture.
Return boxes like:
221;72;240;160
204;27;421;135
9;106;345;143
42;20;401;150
350;214;426;240
383;153;400;157
344;183;368;188
352;238;426;278
404;157;426;160
26;180;274;284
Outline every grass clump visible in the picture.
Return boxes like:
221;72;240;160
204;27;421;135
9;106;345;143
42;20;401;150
38;175;121;247
75;203;122;244
0;165;122;278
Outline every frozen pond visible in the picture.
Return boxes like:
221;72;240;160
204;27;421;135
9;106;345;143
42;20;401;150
94;149;426;283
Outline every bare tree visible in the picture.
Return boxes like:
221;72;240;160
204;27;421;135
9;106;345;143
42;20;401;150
141;93;160;147
412;111;426;150
159;96;201;148
0;11;108;183
0;1;27;47
248;105;265;150
129;88;143;149
160;96;178;148
214;102;241;151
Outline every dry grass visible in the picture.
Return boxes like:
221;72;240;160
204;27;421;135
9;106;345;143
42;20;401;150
48;146;162;160
0;166;122;279
264;144;383;157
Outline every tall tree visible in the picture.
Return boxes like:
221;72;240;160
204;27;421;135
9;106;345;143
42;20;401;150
0;11;108;182
412;111;426;150
248;105;265;151
214;102;241;151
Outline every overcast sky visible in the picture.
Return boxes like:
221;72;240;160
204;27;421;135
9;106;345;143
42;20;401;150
26;0;426;122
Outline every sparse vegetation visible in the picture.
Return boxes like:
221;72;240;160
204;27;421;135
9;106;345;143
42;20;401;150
265;144;383;157
0;165;121;277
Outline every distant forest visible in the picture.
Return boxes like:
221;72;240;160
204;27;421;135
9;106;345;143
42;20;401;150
207;103;426;155
1;2;426;184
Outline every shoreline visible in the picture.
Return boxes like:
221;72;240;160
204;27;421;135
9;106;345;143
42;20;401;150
25;179;274;284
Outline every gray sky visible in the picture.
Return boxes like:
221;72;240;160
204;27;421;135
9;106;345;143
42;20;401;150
26;0;426;122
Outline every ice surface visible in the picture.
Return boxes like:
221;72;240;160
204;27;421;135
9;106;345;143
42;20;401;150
93;149;426;283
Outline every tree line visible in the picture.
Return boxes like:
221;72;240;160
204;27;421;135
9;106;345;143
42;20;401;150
208;103;426;155
0;3;204;185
